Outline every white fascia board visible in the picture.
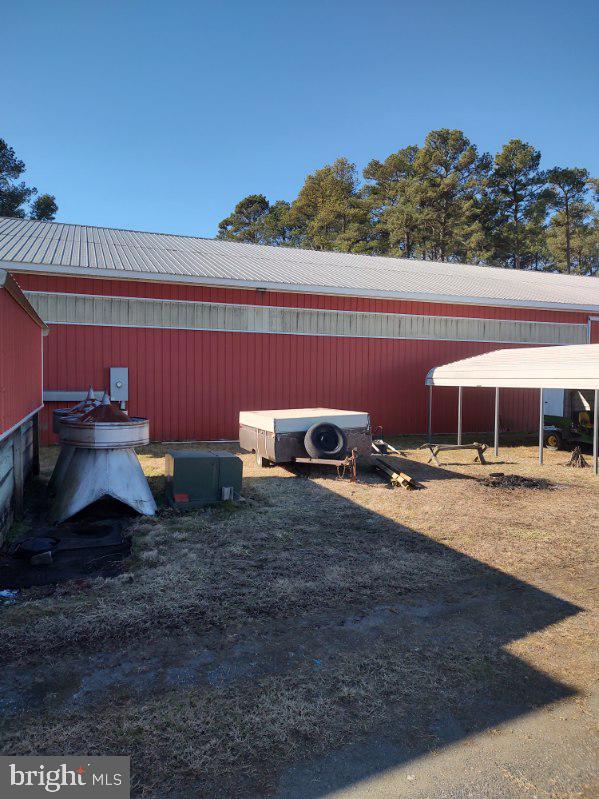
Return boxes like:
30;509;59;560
3;260;599;314
427;378;599;389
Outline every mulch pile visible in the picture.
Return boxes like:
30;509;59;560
479;473;554;490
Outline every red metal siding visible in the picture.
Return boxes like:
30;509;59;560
39;325;538;444
590;319;599;343
17;273;590;445
0;288;42;437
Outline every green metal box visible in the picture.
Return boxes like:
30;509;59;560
165;450;243;508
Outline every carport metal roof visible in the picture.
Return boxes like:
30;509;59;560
424;344;599;474
426;344;599;389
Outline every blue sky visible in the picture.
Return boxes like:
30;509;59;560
4;0;598;237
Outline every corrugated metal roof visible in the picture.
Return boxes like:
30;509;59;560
1;216;598;312
426;344;599;388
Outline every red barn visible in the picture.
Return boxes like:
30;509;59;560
0;268;47;535
1;216;598;446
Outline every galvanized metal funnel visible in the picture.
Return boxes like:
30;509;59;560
50;392;156;523
51;448;156;522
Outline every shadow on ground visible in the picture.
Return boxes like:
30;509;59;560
0;458;585;798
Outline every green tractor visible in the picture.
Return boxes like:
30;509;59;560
543;390;593;450
543;411;593;450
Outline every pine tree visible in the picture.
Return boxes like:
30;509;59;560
217;195;293;245
215;131;598;273
0;138;58;219
289;158;369;251
488;140;547;269
363;145;420;257
547;201;597;274
546;167;590;273
411;130;490;263
30;193;58;221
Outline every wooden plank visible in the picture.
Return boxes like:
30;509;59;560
398;471;416;487
372;456;418;489
424;443;486;452
32;412;40;476
23;442;34;473
0;438;13;484
420;441;488;466
0;433;14;545
293;457;348;466
12;427;24;519
0;469;14;536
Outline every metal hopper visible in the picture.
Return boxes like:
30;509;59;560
51;393;156;523
48;387;100;493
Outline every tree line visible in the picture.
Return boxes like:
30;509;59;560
218;130;598;275
0;138;58;221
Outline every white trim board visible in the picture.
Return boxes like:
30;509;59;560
25;291;587;347
22;289;588;326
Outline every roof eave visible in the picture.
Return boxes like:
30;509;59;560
0;268;49;333
2;259;599;315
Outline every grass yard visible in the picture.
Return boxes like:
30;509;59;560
1;438;597;798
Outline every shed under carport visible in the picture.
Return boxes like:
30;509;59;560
426;344;599;474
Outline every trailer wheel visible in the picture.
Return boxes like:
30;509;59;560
543;431;562;451
304;423;347;459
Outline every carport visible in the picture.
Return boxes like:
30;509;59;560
425;344;599;474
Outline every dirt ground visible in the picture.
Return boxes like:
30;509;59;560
1;436;597;798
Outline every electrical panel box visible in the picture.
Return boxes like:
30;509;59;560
165;450;243;508
110;367;129;402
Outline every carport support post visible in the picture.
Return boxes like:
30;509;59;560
427;385;433;443
494;388;500;457
457;386;463;445
594;388;598;476
539;388;544;465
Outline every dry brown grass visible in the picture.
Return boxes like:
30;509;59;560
2;437;598;797
4;637;516;797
